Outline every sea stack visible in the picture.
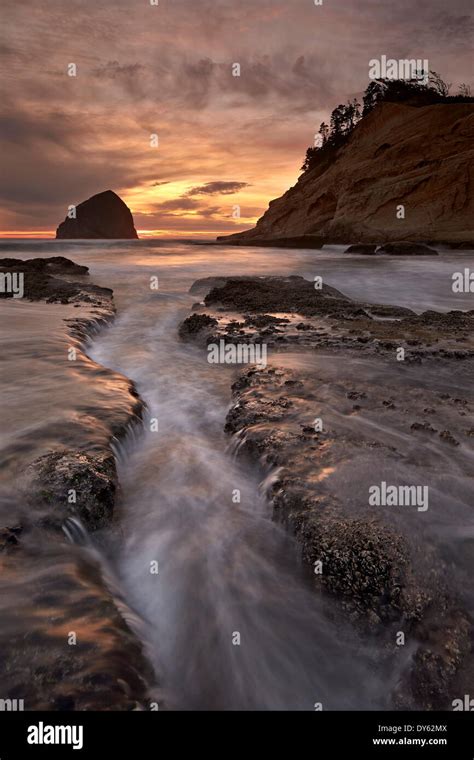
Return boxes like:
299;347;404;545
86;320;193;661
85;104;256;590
56;190;138;239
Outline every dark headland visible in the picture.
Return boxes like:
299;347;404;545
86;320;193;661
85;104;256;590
218;80;474;249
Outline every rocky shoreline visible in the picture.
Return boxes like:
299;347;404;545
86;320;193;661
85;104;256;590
179;274;474;709
2;256;472;711
0;257;154;710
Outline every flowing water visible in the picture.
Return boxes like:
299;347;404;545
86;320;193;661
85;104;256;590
0;240;473;710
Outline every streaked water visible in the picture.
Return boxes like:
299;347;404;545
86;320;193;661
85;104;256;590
0;239;472;710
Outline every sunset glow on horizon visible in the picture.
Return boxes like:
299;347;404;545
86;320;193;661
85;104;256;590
1;0;471;239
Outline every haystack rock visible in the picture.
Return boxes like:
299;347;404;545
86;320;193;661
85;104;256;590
56;190;138;239
218;102;474;247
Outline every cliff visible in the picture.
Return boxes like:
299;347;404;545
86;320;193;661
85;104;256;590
56;190;138;239
218;102;474;246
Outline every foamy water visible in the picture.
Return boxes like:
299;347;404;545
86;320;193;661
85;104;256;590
0;239;472;709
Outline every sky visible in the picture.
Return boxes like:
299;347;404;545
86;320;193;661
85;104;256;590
1;0;473;238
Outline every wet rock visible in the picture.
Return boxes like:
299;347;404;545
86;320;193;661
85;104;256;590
178;313;218;341
0;525;22;552
395;608;471;710
0;261;155;710
0;256;106;303
0;271;112;307
225;319;245;332
377;242;438;256
56;190;138;240
445;241;474;250
0;256;89;275
243;314;290;328
226;367;431;626
439;430;460;446
216;235;326;249
223;363;474;708
26;450;118;531
186;273;473;361
411;422;438;433
189;276;248;295
298;515;421;622
347;390;367;400
204;275;352;316
368;304;414;318
411;310;472;329
181;272;474;708
0;542;154;710
344;244;377;254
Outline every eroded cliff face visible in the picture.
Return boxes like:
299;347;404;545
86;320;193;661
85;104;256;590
219;102;474;245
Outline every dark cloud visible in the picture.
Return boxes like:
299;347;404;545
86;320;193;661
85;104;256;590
1;0;472;234
429;12;474;45
133;211;245;234
0;111;81;148
200;206;222;218
153;198;201;212
166;54;336;112
149;199;224;219
138;201;227;229
92;61;145;79
186;181;250;196
0;108;153;229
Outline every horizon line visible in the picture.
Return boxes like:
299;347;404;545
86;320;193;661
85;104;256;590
0;230;227;240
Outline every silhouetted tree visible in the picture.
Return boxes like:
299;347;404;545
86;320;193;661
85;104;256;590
362;80;387;115
301;146;318;172
318;121;329;146
345;98;361;131
328;104;346;143
458;83;472;97
362;78;432;112
429;70;451;97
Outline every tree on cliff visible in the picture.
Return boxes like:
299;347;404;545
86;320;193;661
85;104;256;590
301;122;329;170
318;122;330;145
301;146;318;172
362;80;387;115
329;104;346;143
343;98;361;134
362;78;425;114
301;100;361;170
429;70;451;97
362;72;458;115
301;72;473;174
328;100;361;144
